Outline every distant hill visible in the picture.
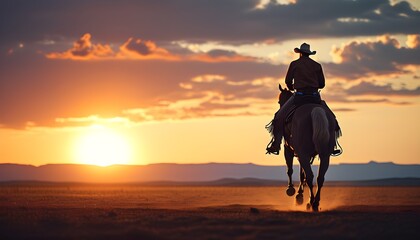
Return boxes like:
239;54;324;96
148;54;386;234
2;177;420;187
0;161;419;184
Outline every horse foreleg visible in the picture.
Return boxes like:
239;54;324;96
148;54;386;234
313;154;330;212
297;155;315;211
284;146;296;196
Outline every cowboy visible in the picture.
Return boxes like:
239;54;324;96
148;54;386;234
266;43;331;155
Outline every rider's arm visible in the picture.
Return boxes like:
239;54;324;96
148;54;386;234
318;64;325;89
285;62;295;90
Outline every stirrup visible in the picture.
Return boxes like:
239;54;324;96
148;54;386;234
331;137;343;156
266;147;279;155
332;149;341;155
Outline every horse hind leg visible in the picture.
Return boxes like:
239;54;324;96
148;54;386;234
295;167;305;205
313;154;330;212
297;155;315;210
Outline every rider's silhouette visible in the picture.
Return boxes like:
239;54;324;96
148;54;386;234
266;43;330;155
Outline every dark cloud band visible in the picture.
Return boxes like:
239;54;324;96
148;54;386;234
1;0;419;45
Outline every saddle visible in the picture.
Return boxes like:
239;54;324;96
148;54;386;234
285;92;321;124
294;91;321;106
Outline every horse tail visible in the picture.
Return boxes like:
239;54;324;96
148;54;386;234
311;107;330;152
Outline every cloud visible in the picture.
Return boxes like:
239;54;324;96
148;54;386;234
117;40;258;62
189;49;256;62
46;34;179;61
54;115;131;127
331;108;356;112
325;35;420;79
191;74;226;83
2;0;419;45
122;100;254;123
320;81;418;106
142;74;281;121
323;93;412;105
118;38;180;61
45;33;114;60
406;34;420;48
346;81;420;96
176;74;279;102
45;34;255;62
54;74;420;127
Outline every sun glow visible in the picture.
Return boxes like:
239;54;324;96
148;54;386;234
75;125;132;166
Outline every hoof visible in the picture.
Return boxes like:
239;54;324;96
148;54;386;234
295;193;304;205
306;203;311;210
286;186;296;196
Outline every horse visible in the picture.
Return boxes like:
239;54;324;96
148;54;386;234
277;84;339;211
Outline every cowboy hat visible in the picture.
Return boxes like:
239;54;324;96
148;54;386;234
294;43;316;55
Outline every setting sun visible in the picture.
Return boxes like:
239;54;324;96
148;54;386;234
75;125;132;166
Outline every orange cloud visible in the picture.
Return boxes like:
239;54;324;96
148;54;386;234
45;34;257;63
117;38;180;61
45;33;114;60
406;34;420;49
191;74;226;83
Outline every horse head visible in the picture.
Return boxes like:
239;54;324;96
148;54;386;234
278;84;293;107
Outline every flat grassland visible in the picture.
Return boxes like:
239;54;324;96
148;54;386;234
1;183;419;240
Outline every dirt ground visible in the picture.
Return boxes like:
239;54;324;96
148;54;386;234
1;184;419;239
1;204;419;240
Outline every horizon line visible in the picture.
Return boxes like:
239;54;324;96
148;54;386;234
1;177;420;186
0;160;416;168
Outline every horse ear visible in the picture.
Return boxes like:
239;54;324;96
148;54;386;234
279;84;284;92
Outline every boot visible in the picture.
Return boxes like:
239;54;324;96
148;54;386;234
266;134;282;155
332;120;342;156
265;115;283;155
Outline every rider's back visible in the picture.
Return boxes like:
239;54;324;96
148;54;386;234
285;56;325;90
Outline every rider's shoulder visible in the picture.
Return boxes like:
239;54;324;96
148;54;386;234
290;59;299;65
307;57;321;65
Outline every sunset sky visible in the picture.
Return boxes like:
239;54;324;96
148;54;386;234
1;0;420;167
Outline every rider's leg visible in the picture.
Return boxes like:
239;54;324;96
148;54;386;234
320;100;335;118
266;96;295;154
